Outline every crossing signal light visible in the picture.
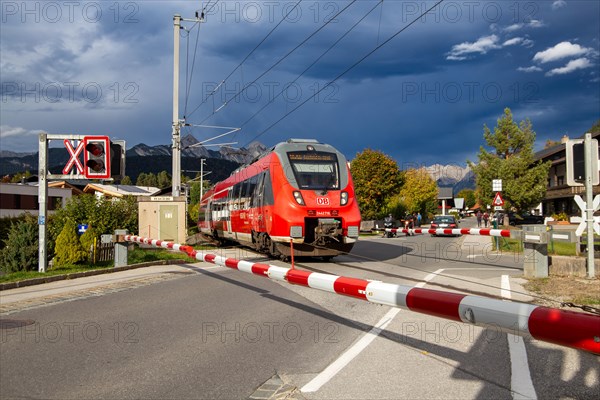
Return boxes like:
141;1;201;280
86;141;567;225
109;140;126;180
83;136;110;179
565;137;599;186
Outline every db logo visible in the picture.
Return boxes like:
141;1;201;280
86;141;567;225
316;197;330;206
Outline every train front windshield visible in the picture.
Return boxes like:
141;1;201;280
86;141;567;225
288;151;340;190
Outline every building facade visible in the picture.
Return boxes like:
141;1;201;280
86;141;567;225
534;132;600;217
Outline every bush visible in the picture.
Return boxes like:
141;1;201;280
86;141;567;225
0;215;27;251
54;220;88;266
0;215;39;272
79;226;99;263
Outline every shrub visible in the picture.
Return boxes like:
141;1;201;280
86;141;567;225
79;226;99;263
0;215;27;251
54;220;88;266
0;215;39;272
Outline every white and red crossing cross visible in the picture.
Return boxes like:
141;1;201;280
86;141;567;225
62;139;84;175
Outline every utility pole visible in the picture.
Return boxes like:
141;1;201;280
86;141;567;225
584;133;595;278
200;158;206;201
38;133;48;272
171;14;182;197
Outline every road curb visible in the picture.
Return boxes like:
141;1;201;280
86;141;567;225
0;259;189;291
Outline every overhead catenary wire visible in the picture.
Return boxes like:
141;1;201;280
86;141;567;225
192;0;359;126
238;0;384;130
185;0;304;120
242;0;446;147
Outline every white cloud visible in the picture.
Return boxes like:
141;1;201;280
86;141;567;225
503;20;545;32
552;1;567;10
546;58;593;76
502;37;534;49
503;38;523;46
517;66;543;73
446;35;500;60
533;41;592;63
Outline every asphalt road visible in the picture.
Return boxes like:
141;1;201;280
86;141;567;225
1;218;598;399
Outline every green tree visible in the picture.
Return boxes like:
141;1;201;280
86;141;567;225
121;175;133;185
350;149;403;220
157;171;171;188
397;168;439;215
468;108;551;211
457;189;476;209
54;219;88;266
189;181;202;205
10;170;32;183
0;215;38;272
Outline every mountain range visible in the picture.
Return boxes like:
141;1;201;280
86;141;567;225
1;135;474;191
423;164;475;193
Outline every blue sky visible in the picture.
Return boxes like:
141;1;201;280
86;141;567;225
1;0;599;168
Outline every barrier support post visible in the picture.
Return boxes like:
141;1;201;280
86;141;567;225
114;229;129;268
522;225;548;278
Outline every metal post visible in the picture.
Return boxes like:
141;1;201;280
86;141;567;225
200;158;205;201
172;14;182;197
114;229;128;268
38;133;48;272
584;133;595;278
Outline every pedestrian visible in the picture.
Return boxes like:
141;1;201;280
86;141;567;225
476;210;482;227
483;211;489;227
417;212;422;227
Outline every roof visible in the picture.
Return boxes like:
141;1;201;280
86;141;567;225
534;130;600;161
83;183;161;198
48;181;85;195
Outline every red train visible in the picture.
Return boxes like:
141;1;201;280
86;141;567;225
198;139;361;259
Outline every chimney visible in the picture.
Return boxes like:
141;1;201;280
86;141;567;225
560;135;569;144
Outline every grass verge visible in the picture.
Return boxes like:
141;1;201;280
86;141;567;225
0;245;214;284
524;276;600;307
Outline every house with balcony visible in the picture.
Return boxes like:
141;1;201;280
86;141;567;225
534;131;600;217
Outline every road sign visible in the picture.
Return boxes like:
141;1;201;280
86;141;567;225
493;192;504;207
77;224;88;235
574;195;600;236
63;140;84;174
492;179;502;192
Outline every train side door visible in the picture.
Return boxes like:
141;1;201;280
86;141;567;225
225;187;235;239
255;171;274;233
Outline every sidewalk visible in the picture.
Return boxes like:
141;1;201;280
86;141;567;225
0;246;258;315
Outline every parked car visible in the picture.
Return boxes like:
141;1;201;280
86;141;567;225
508;211;544;226
430;215;459;237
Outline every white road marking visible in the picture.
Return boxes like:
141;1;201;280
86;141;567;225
501;275;537;400
301;269;445;393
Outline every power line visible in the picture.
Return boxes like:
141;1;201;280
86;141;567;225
243;0;446;147
239;1;384;130
193;0;358;126
185;0;303;120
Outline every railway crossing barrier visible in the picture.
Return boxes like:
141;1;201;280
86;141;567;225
383;227;513;237
124;234;600;355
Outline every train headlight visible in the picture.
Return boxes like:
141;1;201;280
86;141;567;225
340;191;349;205
293;191;305;205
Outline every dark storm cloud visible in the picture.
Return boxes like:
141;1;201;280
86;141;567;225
1;0;598;167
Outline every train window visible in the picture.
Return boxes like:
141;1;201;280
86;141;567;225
287;151;340;190
251;173;265;208
245;175;259;198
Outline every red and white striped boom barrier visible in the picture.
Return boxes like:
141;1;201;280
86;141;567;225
125;235;600;355
385;228;513;237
